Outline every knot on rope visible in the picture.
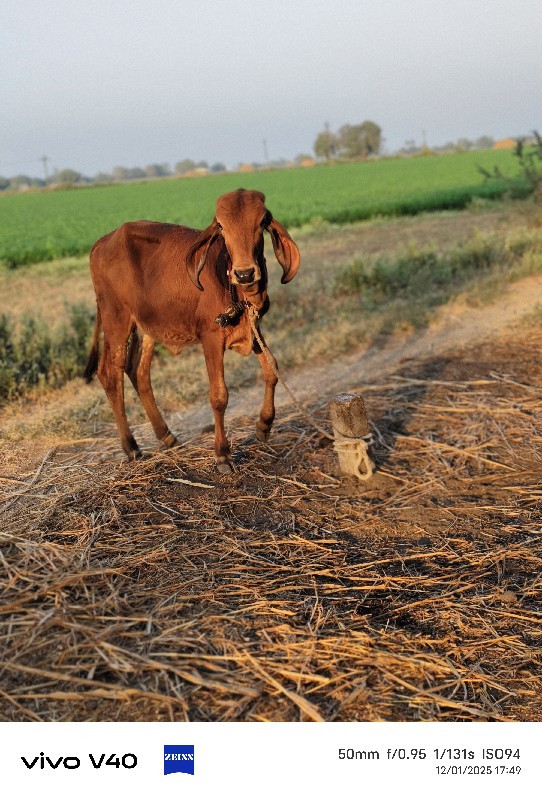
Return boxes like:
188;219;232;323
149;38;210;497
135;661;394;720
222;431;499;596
332;433;375;482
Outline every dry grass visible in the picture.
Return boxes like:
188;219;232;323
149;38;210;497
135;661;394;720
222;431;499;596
0;256;90;326
1;329;540;722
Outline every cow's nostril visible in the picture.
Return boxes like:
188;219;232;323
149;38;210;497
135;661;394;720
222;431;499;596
234;268;255;283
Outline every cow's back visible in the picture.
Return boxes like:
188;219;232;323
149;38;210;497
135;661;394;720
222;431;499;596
89;221;227;344
90;221;199;306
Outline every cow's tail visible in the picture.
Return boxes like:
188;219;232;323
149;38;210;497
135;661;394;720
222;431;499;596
83;306;101;383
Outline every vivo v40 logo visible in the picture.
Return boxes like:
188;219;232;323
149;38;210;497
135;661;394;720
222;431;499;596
21;752;138;770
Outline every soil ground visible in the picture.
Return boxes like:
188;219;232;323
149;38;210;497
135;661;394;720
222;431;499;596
0;206;541;722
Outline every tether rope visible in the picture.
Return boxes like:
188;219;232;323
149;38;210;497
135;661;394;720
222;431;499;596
247;306;374;481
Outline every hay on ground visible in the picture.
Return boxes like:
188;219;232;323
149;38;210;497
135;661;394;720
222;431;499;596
0;330;541;722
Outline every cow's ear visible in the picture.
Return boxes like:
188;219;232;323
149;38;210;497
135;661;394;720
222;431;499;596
186;219;221;290
267;217;300;284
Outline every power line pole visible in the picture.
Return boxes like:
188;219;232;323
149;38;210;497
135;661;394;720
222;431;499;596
262;139;269;165
39;155;50;183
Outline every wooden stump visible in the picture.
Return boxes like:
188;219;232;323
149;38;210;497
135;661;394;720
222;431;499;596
328;393;374;481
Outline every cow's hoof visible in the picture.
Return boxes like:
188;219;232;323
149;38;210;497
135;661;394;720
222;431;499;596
256;423;271;443
127;448;143;461
162;432;178;449
216;460;233;474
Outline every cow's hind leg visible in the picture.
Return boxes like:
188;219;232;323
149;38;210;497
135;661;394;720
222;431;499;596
254;338;278;443
98;311;141;460
126;330;177;448
201;335;231;472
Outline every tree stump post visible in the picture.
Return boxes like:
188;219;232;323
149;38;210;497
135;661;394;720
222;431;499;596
328;393;375;481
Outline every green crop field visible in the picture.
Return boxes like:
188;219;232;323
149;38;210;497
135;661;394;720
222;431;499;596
0;149;522;267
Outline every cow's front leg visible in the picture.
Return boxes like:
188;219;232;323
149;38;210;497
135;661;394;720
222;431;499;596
201;334;232;472
253;335;278;443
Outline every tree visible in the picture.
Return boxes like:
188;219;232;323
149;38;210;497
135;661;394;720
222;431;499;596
210;162;226;173
55;169;82;184
145;163;170;178
112;166;130;181
10;174;43;188
0;177;10;191
175;159;196;175
126;167;146;180
94;172;113;183
314;127;338;161
338;124;364;158
474;135;495;150
360;121;382;156
455;138;472;152
338;121;381;159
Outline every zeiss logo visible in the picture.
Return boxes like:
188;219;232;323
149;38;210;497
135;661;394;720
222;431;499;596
164;745;194;776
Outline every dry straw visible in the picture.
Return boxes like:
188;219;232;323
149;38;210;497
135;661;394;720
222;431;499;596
0;332;541;722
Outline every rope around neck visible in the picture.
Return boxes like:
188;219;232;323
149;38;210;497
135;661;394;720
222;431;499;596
247;307;374;481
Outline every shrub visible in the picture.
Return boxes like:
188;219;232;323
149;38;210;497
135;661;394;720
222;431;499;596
0;303;95;403
334;233;539;302
0;315;17;400
478;132;542;198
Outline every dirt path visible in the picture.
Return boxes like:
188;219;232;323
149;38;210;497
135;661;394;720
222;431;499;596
159;272;542;448
1;271;540;475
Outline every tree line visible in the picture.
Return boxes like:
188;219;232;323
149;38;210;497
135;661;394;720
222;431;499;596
0;159;227;191
0;123;507;192
0;121;383;191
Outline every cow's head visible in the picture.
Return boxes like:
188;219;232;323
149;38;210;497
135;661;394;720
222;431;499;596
187;188;300;291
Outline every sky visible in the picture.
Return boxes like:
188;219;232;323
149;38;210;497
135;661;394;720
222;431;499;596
1;0;541;178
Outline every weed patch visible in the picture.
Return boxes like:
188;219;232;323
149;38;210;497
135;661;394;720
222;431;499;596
0;303;94;403
334;229;542;307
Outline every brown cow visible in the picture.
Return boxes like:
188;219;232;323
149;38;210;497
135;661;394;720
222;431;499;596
84;188;300;471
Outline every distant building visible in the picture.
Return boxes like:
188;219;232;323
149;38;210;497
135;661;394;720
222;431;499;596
239;163;255;173
493;138;516;150
299;158;316;167
184;167;209;177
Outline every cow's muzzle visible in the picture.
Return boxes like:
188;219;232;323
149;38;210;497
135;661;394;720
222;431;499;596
233;267;257;285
